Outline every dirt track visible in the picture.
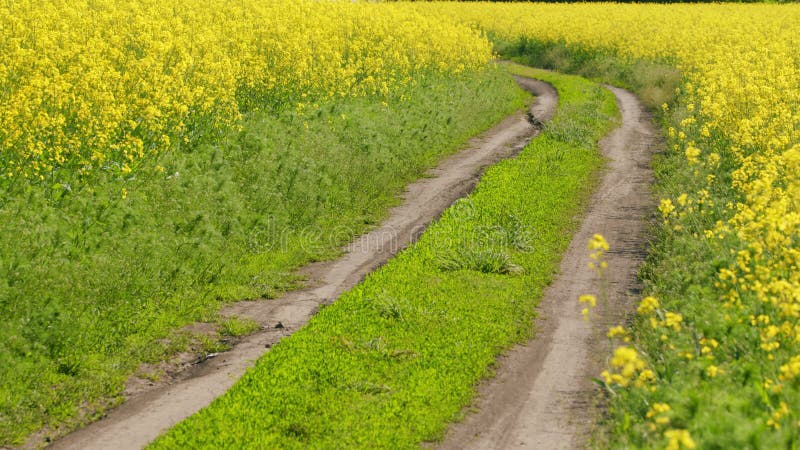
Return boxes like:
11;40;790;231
50;77;558;450
438;86;658;450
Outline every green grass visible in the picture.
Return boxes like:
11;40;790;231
149;65;618;449
0;68;528;445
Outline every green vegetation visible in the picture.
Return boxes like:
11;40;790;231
150;65;618;448
0;69;527;445
496;38;681;110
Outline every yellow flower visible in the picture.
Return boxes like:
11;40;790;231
607;326;627;339
779;355;800;381
579;294;597;308
637;296;660;315
635;369;656;387
664;429;696;450
648;403;671;417
685;145;701;164
603;346;650;388
588;234;609;251
664;312;684;331
659;199;676;218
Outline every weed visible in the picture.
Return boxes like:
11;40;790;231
218;316;261;338
437;248;523;275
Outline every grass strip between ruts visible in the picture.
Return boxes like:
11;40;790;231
150;65;619;449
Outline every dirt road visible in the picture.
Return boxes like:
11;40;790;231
50;78;558;450
438;86;658;450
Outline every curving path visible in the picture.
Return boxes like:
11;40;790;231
51;77;559;450
438;85;659;450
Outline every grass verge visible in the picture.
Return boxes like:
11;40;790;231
149;65;618;448
0;68;528;445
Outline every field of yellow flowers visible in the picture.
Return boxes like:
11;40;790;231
425;3;800;448
0;0;491;183
4;0;800;447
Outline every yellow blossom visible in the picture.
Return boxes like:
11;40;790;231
579;294;597;308
607;326;627;339
664;429;696;450
588;234;609;251
637;296;660;315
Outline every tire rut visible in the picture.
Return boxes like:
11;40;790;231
438;85;659;450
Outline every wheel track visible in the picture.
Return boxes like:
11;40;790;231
50;77;559;450
438;85;659;450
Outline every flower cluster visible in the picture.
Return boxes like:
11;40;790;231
600;346;655;389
